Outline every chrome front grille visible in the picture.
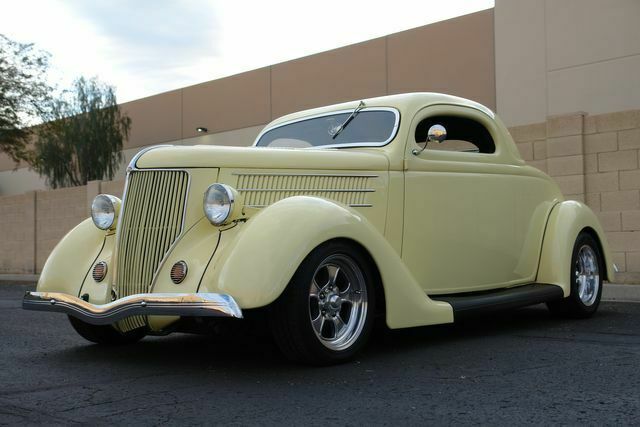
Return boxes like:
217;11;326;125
235;173;376;208
115;170;189;330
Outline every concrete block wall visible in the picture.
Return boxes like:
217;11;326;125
0;192;36;274
0;180;127;274
35;186;90;272
512;108;640;283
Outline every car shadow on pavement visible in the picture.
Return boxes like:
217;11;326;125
45;303;623;372
369;303;623;349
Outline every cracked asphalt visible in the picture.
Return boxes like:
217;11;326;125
1;283;639;425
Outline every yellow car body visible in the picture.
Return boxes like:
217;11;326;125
26;93;614;361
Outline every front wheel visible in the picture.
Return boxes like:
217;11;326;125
547;232;603;318
269;241;376;365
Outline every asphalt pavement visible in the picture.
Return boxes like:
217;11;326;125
1;283;638;425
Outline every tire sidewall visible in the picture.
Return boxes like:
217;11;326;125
286;241;376;363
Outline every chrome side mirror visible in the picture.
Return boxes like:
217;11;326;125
412;123;448;156
428;124;447;144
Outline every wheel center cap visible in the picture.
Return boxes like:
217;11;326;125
327;294;341;312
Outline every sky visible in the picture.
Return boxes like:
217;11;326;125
0;0;494;104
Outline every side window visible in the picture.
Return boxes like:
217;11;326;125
415;115;495;154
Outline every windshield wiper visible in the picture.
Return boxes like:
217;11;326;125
330;100;365;139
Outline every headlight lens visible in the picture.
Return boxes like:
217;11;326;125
91;194;120;230
203;183;235;225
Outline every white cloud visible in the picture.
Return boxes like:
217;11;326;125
0;0;493;103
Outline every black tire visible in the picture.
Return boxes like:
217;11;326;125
68;316;146;345
547;232;603;318
269;241;376;365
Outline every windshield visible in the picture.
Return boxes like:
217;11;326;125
255;109;399;149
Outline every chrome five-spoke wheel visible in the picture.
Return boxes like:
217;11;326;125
308;254;368;351
269;241;376;365
547;232;603;318
575;244;600;307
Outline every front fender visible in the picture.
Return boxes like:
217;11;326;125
37;218;106;296
200;196;453;329
537;200;615;296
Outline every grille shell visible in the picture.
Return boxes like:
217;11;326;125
114;170;189;330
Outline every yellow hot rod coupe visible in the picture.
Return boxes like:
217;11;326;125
24;93;614;364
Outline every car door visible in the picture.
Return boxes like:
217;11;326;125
402;105;553;295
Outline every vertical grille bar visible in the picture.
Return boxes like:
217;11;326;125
115;170;189;331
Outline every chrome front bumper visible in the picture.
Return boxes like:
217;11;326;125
23;291;243;325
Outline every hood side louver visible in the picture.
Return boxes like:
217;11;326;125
235;173;376;208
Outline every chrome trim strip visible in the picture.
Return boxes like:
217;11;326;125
111;169;132;296
253;107;400;149
127;144;173;172
232;172;379;178
23;291;243;325
238;188;375;193
245;203;373;208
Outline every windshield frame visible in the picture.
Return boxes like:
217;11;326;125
253;107;401;149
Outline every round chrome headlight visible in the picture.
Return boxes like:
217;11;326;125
203;184;236;225
91;194;121;230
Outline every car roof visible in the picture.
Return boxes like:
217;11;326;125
264;92;496;130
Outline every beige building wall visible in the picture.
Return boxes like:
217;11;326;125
0;168;47;195
495;0;640;126
497;0;640;282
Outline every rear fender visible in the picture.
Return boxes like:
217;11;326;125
537;200;615;296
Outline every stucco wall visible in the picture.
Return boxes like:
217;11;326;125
495;0;640;126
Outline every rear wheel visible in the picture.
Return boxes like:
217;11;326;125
269;241;376;365
68;316;146;345
547;232;603;318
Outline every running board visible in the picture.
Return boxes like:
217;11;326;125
429;284;564;321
